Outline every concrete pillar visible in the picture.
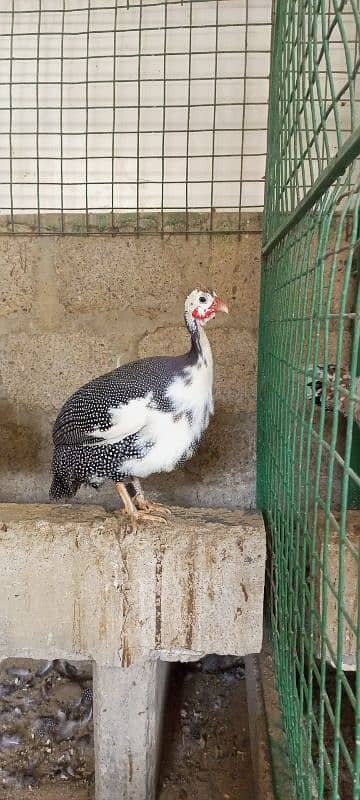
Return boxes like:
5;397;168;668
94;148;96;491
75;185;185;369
93;658;169;800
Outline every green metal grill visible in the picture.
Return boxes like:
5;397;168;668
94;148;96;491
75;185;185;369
258;1;360;798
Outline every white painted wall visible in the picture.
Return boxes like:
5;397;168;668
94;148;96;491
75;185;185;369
0;0;272;216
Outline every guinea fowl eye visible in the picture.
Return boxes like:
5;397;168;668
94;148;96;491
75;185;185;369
199;296;206;303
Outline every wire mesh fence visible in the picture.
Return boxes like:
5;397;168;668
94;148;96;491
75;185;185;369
0;0;271;236
258;0;360;798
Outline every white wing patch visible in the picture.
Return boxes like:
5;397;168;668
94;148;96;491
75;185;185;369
122;406;191;477
122;348;214;478
89;325;214;479
89;392;153;445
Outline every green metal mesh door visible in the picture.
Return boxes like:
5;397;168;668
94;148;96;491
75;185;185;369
258;1;360;798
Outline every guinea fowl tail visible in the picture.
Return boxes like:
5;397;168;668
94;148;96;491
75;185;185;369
49;473;78;501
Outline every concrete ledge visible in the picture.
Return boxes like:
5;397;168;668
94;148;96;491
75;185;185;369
315;510;359;670
0;503;266;799
0;504;265;664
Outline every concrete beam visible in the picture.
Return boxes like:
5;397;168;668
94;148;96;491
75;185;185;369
0;504;265;664
0;503;266;799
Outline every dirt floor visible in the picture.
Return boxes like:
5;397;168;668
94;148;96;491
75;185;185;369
1;788;93;800
0;658;94;798
0;656;254;800
311;666;356;800
158;657;255;800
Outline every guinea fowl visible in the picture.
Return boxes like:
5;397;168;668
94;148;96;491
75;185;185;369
307;363;360;425
50;288;228;527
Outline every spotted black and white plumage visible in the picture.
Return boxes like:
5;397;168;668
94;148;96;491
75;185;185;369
306;363;360;425
50;289;228;502
306;364;341;408
33;716;58;739
81;687;93;705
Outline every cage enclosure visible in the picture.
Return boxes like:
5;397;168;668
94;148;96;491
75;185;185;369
0;6;269;795
0;0;271;236
0;0;359;798
258;0;360;798
0;0;271;516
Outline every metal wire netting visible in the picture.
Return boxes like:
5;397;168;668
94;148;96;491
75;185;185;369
0;0;271;236
264;0;360;248
258;0;360;798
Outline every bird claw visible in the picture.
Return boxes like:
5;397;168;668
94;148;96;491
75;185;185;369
133;497;171;518
125;510;167;532
116;482;171;530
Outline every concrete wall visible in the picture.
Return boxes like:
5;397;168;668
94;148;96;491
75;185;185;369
0;215;261;509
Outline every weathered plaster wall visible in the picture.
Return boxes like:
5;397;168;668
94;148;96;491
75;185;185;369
0;218;261;509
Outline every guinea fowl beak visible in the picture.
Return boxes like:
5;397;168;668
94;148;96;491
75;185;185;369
212;296;229;314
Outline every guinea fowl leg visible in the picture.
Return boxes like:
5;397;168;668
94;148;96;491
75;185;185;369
115;482;166;530
130;477;171;518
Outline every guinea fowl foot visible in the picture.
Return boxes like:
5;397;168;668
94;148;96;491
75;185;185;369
133;496;171;518
129;477;171;518
116;481;168;531
127;509;167;530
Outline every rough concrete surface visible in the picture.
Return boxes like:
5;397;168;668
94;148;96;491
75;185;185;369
0;502;265;800
0;239;34;317
245;654;275;800
315;510;360;670
0;504;265;663
0;224;261;509
93;658;170;800
0;333;114;410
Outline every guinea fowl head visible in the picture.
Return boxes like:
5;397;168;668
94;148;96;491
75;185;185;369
184;288;228;330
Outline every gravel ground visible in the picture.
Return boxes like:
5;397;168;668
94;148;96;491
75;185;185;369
0;658;94;798
0;656;254;800
158;656;255;800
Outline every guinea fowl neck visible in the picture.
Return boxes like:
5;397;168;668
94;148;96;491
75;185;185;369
184;311;210;362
